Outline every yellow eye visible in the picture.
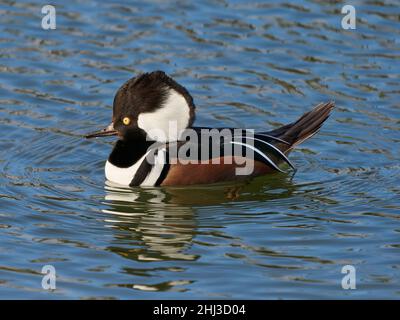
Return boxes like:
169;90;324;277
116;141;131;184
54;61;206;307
122;117;131;125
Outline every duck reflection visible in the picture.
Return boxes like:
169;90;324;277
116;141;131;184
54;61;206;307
102;182;197;261
101;175;299;263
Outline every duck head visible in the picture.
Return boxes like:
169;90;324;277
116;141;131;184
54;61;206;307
86;71;196;142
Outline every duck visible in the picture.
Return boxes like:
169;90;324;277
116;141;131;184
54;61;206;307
85;70;334;187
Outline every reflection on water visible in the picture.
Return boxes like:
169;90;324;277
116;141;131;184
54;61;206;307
104;183;198;262
0;0;399;299
102;176;301;265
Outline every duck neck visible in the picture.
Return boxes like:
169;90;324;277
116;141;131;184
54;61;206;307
108;137;154;168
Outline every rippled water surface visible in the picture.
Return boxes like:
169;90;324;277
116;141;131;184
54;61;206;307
0;0;399;299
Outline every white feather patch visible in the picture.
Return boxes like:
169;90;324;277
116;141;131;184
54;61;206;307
105;151;149;186
141;148;166;186
137;89;190;142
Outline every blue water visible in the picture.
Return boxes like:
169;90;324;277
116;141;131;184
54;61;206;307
0;0;399;299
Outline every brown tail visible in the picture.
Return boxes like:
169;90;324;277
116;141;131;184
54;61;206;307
267;101;334;152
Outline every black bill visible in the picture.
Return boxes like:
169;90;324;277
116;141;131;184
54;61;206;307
85;123;117;139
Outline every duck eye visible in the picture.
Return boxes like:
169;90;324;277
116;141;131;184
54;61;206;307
122;117;131;125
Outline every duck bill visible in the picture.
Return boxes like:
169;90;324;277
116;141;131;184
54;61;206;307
85;123;118;139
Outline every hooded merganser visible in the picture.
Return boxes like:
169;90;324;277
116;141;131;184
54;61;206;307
86;71;334;187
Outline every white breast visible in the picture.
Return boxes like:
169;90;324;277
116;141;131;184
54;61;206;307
105;148;167;187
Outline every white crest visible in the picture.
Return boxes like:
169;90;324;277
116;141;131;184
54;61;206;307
137;89;191;142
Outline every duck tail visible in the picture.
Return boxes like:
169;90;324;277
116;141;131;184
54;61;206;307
267;101;335;151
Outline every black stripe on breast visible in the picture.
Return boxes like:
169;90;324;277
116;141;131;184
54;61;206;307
155;163;170;186
155;150;170;186
129;151;155;187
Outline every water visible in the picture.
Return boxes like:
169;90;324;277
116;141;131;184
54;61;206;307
0;0;399;299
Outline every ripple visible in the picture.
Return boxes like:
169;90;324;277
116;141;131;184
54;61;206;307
0;0;399;299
